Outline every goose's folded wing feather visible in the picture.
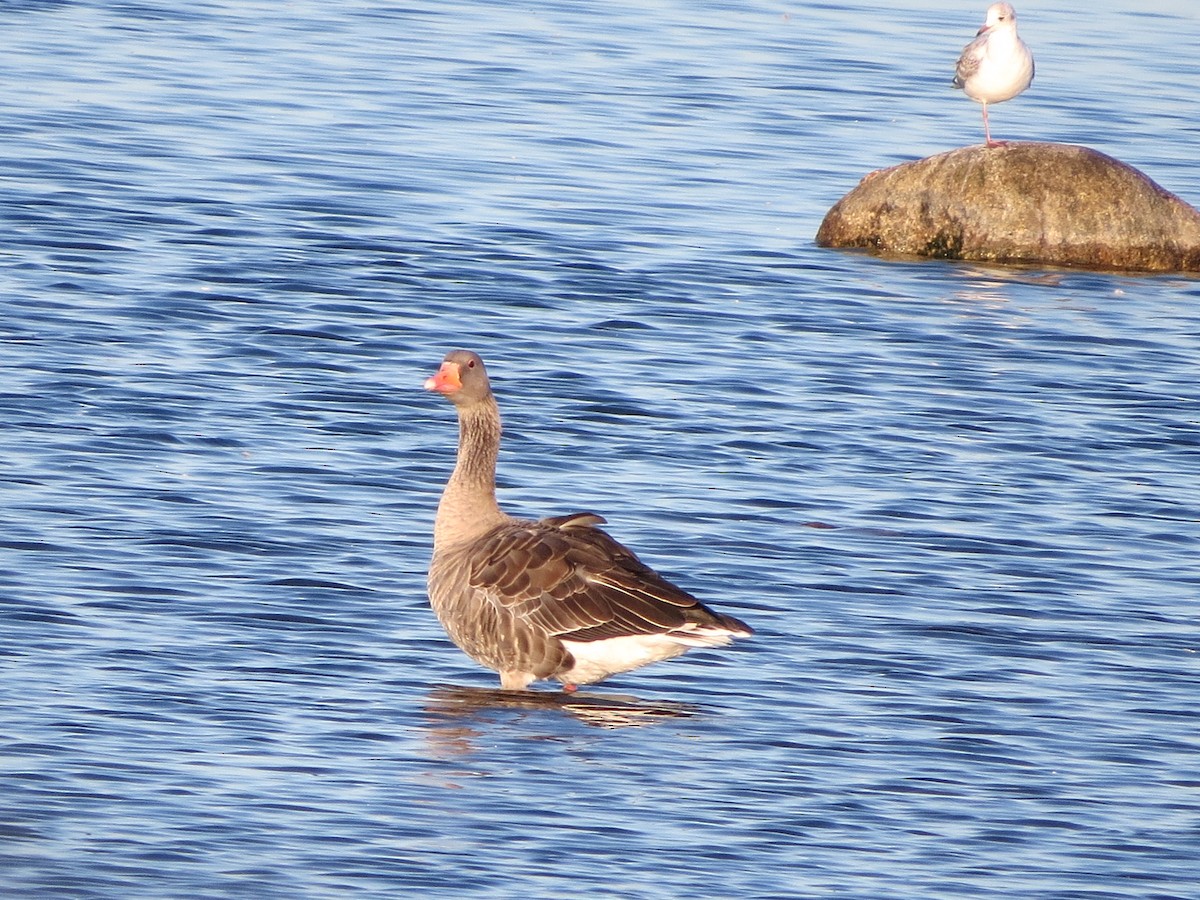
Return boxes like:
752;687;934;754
467;517;702;642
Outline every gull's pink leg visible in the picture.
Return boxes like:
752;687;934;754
982;102;1006;148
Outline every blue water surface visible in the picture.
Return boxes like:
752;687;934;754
2;1;1198;898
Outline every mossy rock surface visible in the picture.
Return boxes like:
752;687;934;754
816;143;1200;272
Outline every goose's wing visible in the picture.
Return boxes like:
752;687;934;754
467;515;741;643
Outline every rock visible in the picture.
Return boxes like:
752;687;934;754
816;142;1200;272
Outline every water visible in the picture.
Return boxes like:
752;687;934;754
2;1;1199;897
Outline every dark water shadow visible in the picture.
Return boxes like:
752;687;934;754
0;0;75;14
423;684;702;731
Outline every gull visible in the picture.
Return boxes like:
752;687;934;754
953;2;1035;147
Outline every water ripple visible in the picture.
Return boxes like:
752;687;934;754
2;1;1199;898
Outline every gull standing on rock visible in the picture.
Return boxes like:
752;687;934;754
953;2;1035;147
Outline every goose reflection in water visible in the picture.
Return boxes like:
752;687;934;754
423;684;701;735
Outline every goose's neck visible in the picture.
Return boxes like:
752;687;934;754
434;394;508;547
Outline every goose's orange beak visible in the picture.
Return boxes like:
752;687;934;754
424;361;462;394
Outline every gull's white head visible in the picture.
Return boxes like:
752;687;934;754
982;2;1018;32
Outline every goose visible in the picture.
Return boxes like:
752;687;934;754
424;349;752;691
953;2;1035;147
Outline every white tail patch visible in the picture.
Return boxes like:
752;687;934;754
561;624;743;685
666;624;741;648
